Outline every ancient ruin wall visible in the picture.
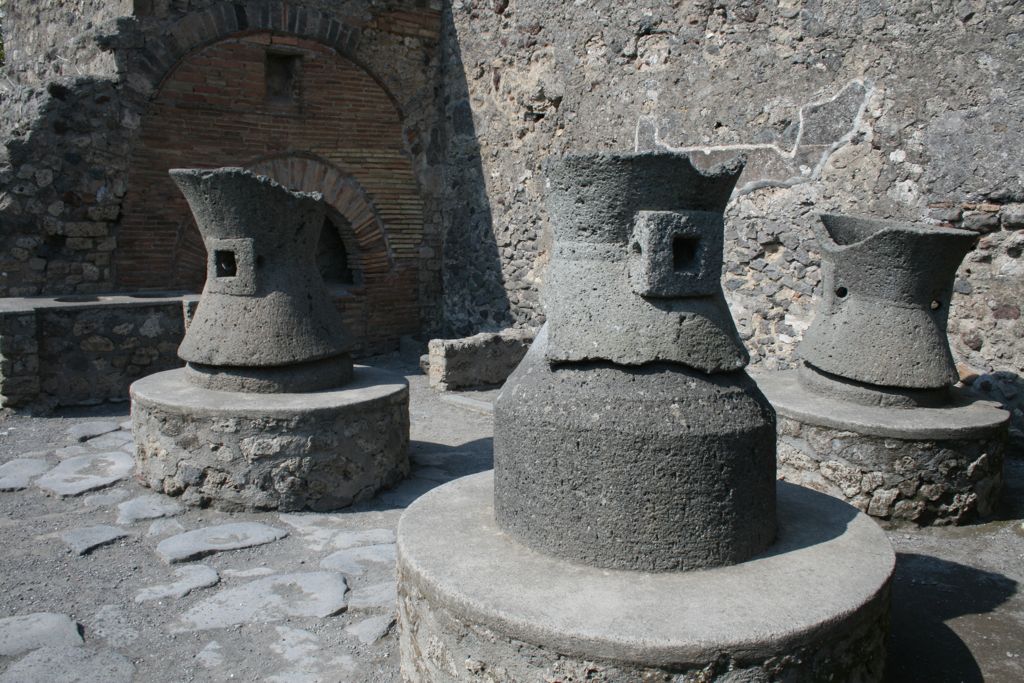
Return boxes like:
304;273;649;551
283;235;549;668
443;0;1024;447
0;1;446;349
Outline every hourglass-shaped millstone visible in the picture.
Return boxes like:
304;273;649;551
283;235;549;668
493;152;777;572
170;168;353;393
800;214;977;392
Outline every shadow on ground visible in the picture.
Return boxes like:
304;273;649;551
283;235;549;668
352;437;494;512
886;553;1019;682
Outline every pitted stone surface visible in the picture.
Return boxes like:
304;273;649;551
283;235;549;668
0;458;51;491
427;329;534;391
494;326;776;572
171;168;351;375
174;572;349;631
0;646;134;683
132;366;410;512
543;152;749;373
761;370;1008;525
60;525;128;555
801;214;977;390
757;370;1009;440
135;566;220;603
116;495;183;525
156;523;288;563
35;452;134;496
0;613;83;656
397;472;893;681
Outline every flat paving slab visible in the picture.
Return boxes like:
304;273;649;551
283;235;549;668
155;522;289;563
0;613;83;656
35;452;134;497
0;357;1020;681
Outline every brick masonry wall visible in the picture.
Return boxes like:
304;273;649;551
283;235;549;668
115;32;424;351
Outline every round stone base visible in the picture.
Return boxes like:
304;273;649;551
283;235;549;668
397;472;894;683
757;370;1008;526
130;366;409;511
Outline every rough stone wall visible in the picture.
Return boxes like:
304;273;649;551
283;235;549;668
0;298;185;409
444;0;1024;447
1;0;446;349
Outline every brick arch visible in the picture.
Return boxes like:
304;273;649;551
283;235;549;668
131;2;365;95
245;155;394;275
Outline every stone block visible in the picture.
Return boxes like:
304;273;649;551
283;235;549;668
427;328;534;391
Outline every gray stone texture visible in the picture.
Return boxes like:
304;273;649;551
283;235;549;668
0;297;187;410
60;525;129;555
0;646;135;683
1;2;1022;442
427;329;534;391
34;452;134;496
757;370;1009;441
135;566;220;603
0;458;51;491
170;168;352;392
434;2;1024;443
116;494;184;525
155;523;288;564
397;472;893;682
494;326;776;572
760;370;1008;525
0;613;83;656
345;616;395;645
67;420;121;442
131;366;410;512
801;214;977;390
543;152;749;373
777;418;1005;526
320;544;397;576
174;572;349;632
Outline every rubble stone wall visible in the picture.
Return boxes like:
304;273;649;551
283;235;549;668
443;0;1024;448
0;298;185;409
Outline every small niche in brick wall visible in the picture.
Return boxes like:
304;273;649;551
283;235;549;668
265;51;302;103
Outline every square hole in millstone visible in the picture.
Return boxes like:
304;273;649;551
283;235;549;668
214;250;237;278
672;236;700;272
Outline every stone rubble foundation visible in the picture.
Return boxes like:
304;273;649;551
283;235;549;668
131;366;409;512
759;371;1008;525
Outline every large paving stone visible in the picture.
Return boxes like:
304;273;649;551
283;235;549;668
0;646;134;683
319;544;396;575
278;516;393;553
135;565;219;603
116;494;183;525
348;580;397;610
0;613;83;656
60;525;128;555
156;522;288;563
66;421;121;442
85;431;133;451
0;458;51;491
174;572;349;631
345;615;395;644
35;452;134;497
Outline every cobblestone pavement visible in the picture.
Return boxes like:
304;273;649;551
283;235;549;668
0;356;1021;682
